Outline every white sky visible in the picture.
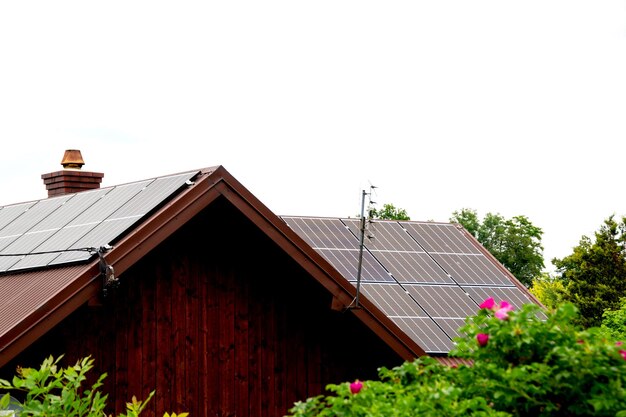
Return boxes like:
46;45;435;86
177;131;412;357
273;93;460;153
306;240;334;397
0;1;625;272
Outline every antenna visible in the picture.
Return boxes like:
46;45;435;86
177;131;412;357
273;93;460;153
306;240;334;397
352;184;376;309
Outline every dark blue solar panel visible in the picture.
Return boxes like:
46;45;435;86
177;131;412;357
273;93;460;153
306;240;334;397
282;217;358;249
284;216;539;354
0;170;198;273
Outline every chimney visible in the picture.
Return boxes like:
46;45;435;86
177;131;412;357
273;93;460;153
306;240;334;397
41;150;104;197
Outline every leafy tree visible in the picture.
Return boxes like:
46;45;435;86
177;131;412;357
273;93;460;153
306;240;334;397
369;203;410;220
529;273;565;310
450;208;544;287
554;215;626;328
600;298;626;341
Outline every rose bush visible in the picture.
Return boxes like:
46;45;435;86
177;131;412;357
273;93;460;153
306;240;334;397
288;302;626;417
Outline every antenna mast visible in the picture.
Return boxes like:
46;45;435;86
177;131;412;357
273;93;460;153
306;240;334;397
354;185;375;308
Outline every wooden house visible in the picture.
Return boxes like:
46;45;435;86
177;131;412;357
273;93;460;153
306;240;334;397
0;150;538;416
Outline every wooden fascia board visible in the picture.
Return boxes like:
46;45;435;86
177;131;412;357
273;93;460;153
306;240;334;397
213;172;427;360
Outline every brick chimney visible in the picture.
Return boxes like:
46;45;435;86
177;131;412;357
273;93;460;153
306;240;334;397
41;150;104;197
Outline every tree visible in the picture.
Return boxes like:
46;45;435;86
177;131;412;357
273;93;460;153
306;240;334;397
601;298;626;341
529;272;565;310
450;209;544;287
554;215;626;328
369;203;410;220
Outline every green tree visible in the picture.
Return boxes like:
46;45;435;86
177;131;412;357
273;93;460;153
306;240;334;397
450;209;544;287
554;216;626;328
601;298;626;341
529;273;565;310
369;203;410;220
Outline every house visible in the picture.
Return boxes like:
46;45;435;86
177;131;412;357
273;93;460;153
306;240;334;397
0;150;538;416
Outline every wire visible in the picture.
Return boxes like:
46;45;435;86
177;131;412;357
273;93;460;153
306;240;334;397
0;247;98;257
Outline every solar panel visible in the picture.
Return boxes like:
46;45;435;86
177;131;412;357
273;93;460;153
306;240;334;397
283;216;539;355
360;283;428;317
462;286;535;310
282;217;358;249
370;251;454;284
0;202;37;232
315;248;394;283
403;284;478;318
0;171;198;273
401;222;482;254
430;253;513;286
343;219;425;252
393;317;455;353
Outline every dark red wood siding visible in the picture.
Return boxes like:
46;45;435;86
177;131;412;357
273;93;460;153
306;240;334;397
2;198;402;417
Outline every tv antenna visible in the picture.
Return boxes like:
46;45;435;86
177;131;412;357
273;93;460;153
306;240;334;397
352;184;376;309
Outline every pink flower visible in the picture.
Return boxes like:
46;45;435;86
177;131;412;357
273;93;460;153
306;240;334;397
616;341;623;347
479;297;496;310
619;350;626;361
350;380;363;394
476;333;489;347
494;301;514;320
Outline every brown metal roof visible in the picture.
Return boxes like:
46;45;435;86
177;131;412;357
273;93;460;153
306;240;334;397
0;165;428;367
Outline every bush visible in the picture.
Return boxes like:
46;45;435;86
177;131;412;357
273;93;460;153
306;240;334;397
0;355;187;417
288;301;626;417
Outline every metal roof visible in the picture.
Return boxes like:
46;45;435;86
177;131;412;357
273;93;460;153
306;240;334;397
281;216;538;354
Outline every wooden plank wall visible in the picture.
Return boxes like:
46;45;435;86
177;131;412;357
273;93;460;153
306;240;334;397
3;202;403;417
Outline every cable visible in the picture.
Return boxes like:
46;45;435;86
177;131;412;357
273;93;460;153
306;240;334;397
0;247;98;257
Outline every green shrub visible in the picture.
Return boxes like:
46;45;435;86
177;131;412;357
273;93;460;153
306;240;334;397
288;301;626;417
0;355;187;417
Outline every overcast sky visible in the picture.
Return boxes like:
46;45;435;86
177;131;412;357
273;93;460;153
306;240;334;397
0;1;625;272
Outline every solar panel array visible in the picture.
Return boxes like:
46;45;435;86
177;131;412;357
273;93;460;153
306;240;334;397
282;216;536;354
0;171;199;273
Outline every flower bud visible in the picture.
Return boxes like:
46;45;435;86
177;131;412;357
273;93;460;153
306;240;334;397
350;380;363;394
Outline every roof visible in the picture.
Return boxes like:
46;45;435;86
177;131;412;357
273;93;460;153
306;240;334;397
0;165;539;367
281;217;538;354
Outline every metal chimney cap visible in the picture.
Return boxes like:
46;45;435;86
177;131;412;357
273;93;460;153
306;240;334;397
61;149;85;169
